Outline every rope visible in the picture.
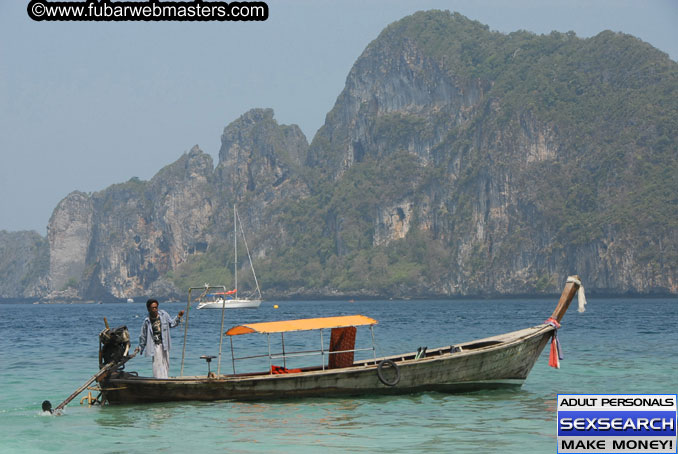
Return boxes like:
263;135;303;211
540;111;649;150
566;276;587;313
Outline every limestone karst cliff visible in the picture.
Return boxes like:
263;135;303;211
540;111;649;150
4;11;676;300
44;147;216;299
39;110;309;300
0;230;48;298
296;12;677;296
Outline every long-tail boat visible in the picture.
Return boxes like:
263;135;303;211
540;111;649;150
90;276;585;404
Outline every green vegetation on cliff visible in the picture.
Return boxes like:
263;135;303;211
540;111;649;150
167;11;676;297
16;10;672;301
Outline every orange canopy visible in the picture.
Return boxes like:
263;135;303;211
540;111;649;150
225;315;378;336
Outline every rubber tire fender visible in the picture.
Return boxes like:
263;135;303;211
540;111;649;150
376;359;400;386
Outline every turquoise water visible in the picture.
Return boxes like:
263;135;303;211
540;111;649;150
1;297;676;453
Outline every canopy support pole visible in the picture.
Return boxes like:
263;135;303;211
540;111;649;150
230;336;236;374
320;329;325;371
217;290;227;376
180;288;193;376
267;334;272;373
370;326;377;363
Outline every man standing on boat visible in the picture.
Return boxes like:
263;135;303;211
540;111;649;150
135;299;184;378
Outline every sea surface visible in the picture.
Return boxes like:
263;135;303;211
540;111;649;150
1;297;676;453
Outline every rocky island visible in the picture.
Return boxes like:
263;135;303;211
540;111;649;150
2;11;676;301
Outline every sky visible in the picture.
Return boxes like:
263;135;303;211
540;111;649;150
1;0;676;234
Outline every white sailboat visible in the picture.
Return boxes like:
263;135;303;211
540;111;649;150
197;205;262;309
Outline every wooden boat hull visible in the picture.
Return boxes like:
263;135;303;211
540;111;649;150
102;324;554;404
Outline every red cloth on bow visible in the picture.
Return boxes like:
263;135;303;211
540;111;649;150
544;317;562;369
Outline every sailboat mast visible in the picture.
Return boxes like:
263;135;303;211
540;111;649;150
234;204;238;300
236;208;262;300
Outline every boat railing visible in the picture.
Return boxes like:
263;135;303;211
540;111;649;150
231;349;322;362
272;346;375;362
232;347;373;363
228;330;378;374
230;347;377;374
182;285;234;377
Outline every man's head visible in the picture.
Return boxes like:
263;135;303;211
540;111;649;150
146;298;159;317
42;400;53;414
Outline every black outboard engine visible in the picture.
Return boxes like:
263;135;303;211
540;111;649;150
99;325;131;368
